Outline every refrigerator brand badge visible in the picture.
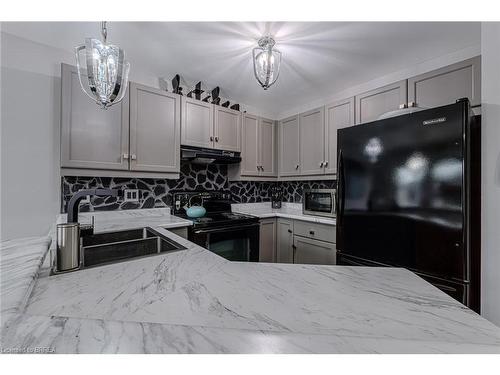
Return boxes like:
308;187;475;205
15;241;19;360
423;117;447;126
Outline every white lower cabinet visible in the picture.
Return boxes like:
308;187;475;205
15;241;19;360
265;218;336;265
276;218;294;263
259;218;277;262
293;236;336;265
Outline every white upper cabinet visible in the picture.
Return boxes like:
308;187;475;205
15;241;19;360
181;96;214;149
299;107;325;176
236;114;276;178
129;83;180;173
259;117;276;177
240;113;260;175
279;115;300;177
214;106;241;152
61;64;181;177
60;63;130;170
181;98;241;151
324;97;355;175
407;56;481;108
355;80;408;124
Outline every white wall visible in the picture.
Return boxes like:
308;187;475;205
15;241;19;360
1;32;66;240
480;22;500;326
0;31;160;240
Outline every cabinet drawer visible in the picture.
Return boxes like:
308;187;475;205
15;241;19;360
293;220;336;243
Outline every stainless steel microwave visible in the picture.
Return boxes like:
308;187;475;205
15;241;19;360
302;189;336;218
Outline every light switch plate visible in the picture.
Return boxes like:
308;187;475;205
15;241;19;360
124;189;139;202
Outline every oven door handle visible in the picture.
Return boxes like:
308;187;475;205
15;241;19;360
193;223;259;234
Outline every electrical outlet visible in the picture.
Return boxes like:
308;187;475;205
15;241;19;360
124;189;139;202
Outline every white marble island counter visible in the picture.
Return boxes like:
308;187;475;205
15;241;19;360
231;202;336;225
2;208;500;353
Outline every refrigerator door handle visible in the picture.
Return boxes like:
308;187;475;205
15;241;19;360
337;149;345;226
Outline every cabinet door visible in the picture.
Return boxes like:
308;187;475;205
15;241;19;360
276;219;294;263
181;97;214;148
259;218;276;262
408;56;481;108
324;97;355;174
129;83;180;173
355;80;407;124
60;63;129;170
299;107;325;176
259;118;277;177
240;113;260;176
214;106;241;151
279;115;300;176
293;236;336;265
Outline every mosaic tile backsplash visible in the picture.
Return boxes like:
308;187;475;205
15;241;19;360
61;163;336;213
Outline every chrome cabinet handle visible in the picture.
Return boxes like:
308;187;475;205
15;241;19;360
215;136;219;142
210;136;214;141
309;230;315;235
324;161;328;167
131;154;137;160
295;164;299;170
319;161;324;167
261;166;264;171
287;229;292;233
122;153;129;160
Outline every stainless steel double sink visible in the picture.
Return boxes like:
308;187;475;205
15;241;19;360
80;227;186;268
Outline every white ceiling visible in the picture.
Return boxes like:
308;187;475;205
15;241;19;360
2;22;480;117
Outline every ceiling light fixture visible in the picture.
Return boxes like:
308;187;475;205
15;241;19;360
75;22;130;109
252;36;281;90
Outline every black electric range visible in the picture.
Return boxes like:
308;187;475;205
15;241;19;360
172;191;259;261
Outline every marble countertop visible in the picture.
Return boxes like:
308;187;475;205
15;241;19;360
2;208;500;353
0;237;51;315
56;207;193;233
231;202;336;225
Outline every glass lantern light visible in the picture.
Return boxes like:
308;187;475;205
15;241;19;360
252;36;281;90
75;22;130;109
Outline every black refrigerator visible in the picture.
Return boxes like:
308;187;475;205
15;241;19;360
336;99;481;312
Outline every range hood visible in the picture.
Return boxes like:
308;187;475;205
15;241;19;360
181;145;242;165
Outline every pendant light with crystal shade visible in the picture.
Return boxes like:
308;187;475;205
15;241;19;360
252;36;281;90
75;22;130;109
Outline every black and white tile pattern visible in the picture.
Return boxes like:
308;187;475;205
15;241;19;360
279;180;337;203
61;163;336;212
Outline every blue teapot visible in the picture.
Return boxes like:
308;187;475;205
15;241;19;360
186;205;206;218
